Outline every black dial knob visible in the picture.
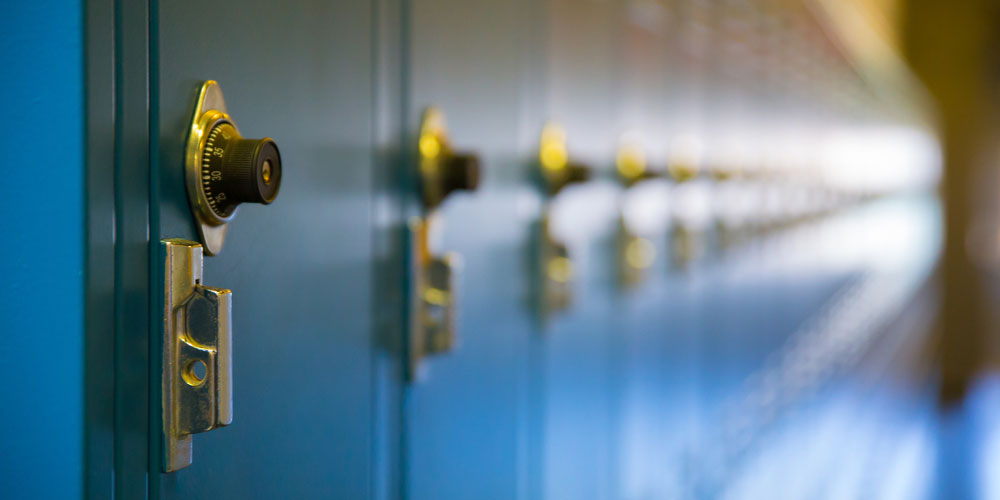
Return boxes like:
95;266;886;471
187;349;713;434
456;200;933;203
201;121;282;219
421;150;480;210
564;161;591;185
544;161;591;196
441;152;480;197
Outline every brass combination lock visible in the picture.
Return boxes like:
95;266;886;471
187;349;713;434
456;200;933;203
186;80;282;255
407;107;480;381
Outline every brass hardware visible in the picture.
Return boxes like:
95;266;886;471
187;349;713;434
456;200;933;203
535;123;591;319
670;225;701;269
161;239;233;472
709;166;737;182
407;108;479;380
711;166;745;251
535;214;572;316
407;217;460;380
616;137;660;288
418;108;480;210
618;220;656;287
538;123;591;196
616;138;661;187
185;81;282;255
667;135;702;183
667;136;705;268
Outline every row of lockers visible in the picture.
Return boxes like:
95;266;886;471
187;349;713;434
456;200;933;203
5;0;942;499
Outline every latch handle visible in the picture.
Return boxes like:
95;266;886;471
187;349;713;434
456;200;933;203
161;239;233;472
423;254;458;354
176;285;232;433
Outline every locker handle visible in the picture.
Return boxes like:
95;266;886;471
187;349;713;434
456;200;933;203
160;238;233;472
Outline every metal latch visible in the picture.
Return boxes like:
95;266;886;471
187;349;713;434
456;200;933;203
534;123;590;321
407;216;459;379
407;108;479;381
160;238;233;472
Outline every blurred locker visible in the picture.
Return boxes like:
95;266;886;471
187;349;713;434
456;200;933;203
97;0;381;497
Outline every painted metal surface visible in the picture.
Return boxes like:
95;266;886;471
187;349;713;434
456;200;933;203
83;0;116;495
401;2;944;499
62;1;979;499
1;1;84;498
151;0;376;497
402;1;547;498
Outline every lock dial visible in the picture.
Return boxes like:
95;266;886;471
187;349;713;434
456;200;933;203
186;81;282;255
200;121;281;219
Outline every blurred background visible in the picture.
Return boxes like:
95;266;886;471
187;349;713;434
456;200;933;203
545;0;1000;497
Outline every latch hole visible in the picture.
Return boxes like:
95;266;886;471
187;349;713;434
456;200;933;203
182;359;208;387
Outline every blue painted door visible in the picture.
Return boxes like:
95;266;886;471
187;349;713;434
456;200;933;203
151;1;376;497
402;1;543;498
400;2;656;499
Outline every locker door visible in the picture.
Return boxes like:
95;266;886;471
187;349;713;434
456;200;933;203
150;1;376;498
402;1;543;499
536;2;627;499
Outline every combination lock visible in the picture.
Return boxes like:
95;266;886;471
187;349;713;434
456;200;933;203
185;81;282;255
418;108;480;210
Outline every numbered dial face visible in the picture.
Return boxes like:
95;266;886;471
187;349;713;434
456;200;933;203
201;121;282;220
